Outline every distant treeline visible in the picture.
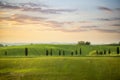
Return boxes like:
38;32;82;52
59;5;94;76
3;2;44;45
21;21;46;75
77;41;91;45
77;41;120;46
107;43;120;46
0;41;120;47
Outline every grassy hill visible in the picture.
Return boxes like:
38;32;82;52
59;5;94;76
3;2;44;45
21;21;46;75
0;44;119;57
0;44;120;80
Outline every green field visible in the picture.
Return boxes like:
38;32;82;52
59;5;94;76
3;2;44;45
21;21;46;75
0;44;120;80
0;44;120;56
0;57;120;80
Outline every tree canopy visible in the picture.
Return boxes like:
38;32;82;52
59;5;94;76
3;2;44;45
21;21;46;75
78;41;91;45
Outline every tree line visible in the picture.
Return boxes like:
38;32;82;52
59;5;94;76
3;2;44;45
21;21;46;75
4;48;82;56
96;47;120;55
78;41;91;45
45;48;82;56
4;47;120;56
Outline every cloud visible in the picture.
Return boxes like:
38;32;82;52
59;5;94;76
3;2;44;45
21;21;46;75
46;22;100;32
0;14;46;21
116;8;120;11
112;24;120;27
22;8;76;14
114;18;120;21
11;14;46;21
96;17;120;21
0;1;47;9
81;26;98;28
0;1;76;14
42;8;76;14
19;2;48;7
32;20;97;32
0;14;47;25
98;6;113;12
1;14;119;34
46;21;63;27
0;1;20;9
95;29;120;33
46;24;98;32
97;18;111;21
0;13;66;29
60;29;87;32
47;27;88;32
79;21;91;23
98;6;120;13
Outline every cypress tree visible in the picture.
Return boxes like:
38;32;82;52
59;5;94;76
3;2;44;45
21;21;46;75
46;49;49;56
100;51;103;55
59;50;61;56
117;47;119;54
104;50;106;55
5;51;7;56
25;48;28;56
71;51;73;56
108;49;111;54
75;50;78;55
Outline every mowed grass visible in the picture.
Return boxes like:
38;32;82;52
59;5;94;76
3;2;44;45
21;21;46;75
0;57;120;80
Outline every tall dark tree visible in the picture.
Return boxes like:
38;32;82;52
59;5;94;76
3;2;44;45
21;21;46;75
46;49;49;56
96;50;99;55
63;51;65;56
80;48;82;55
100;51;103;55
104;50;106;55
50;49;52;56
117;47;119;54
5;51;7;56
108;49;111;54
71;51;73;56
59;50;61;56
25;48;28;56
75;50;78;55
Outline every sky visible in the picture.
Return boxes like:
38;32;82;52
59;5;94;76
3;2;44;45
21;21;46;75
0;0;120;44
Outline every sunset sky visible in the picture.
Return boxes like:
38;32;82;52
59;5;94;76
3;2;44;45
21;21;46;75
0;0;120;44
